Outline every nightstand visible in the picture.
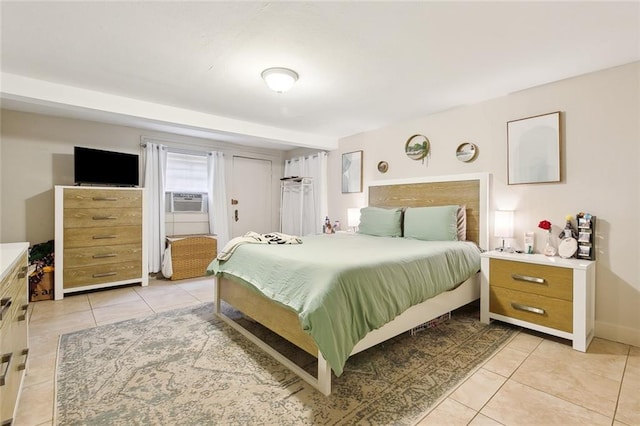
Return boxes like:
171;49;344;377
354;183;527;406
480;251;595;351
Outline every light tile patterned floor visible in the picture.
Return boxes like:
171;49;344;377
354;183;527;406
14;277;640;426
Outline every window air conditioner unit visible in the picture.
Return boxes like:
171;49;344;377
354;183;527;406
170;192;206;213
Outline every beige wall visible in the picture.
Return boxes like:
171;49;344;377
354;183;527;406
0;110;285;246
328;62;640;347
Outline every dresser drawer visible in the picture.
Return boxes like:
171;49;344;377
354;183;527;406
490;286;572;333
64;225;142;248
64;188;142;209
63;244;142;268
63;208;142;228
63;261;142;288
490;258;573;301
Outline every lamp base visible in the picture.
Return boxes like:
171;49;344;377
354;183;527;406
496;246;515;253
496;239;514;253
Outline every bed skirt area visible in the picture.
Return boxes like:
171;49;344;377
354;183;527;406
213;273;480;395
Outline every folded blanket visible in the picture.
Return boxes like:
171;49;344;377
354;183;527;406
217;231;302;261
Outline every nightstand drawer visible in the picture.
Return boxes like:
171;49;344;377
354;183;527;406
490;286;572;333
490;258;573;301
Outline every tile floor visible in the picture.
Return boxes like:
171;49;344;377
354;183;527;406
13;277;640;426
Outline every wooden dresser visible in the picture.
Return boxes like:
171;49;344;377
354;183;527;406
480;251;595;351
54;186;148;300
0;242;29;425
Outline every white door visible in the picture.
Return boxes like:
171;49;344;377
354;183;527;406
231;156;272;237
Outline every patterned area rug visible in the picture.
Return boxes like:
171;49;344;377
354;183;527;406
56;302;515;425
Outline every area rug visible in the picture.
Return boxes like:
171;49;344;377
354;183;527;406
55;302;516;425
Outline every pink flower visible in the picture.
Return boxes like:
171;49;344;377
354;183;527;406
538;220;552;231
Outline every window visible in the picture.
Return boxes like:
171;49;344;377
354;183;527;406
165;152;208;213
166;152;208;193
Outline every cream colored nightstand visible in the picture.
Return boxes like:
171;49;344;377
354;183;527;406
480;251;595;352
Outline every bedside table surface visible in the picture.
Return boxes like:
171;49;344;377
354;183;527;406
481;250;593;270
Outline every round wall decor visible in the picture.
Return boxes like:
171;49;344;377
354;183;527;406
377;161;389;173
404;134;430;161
455;142;478;162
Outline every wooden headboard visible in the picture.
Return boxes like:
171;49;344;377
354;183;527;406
368;174;487;247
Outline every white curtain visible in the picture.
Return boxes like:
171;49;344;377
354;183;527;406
207;151;230;248
143;142;167;273
283;152;328;235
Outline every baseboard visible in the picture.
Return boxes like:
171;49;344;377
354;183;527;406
595;320;640;348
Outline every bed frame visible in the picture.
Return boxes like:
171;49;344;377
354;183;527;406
214;173;489;395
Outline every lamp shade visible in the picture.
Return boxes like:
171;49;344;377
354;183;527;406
261;67;298;93
347;208;361;228
494;210;514;238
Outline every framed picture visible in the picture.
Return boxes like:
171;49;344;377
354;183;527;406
342;150;363;193
404;134;430;161
507;111;561;185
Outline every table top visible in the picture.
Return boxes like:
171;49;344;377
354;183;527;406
481;250;594;270
0;242;29;282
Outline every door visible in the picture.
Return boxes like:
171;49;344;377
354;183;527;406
231;156;272;237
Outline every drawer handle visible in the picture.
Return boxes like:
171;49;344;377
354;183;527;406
17;304;28;321
0;353;12;386
18;348;29;371
18;266;28;279
92;197;118;201
0;298;12;321
92;253;118;259
511;302;545;316
92;215;118;220
511;273;545;284
93;235;117;240
92;272;117;278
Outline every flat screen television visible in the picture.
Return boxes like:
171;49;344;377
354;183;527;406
74;146;139;187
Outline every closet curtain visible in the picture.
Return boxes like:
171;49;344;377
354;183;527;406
143;142;167;273
283;152;328;235
207;151;230;248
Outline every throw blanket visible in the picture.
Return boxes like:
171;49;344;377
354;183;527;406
217;231;302;261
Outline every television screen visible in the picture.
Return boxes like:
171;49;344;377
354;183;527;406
74;146;139;187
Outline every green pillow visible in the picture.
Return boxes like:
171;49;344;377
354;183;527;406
404;205;459;241
357;207;402;237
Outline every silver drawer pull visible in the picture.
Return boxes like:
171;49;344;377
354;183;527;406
0;353;12;386
93;272;117;278
93;235;117;240
92;197;118;201
92;216;118;220
511;302;545;315
18;348;29;371
511;273;545;284
92;253;118;259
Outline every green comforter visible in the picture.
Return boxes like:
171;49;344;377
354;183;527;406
207;233;481;376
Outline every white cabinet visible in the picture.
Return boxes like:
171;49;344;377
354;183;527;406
0;242;29;425
54;186;148;299
480;251;595;352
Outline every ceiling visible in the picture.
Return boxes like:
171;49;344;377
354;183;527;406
1;1;639;151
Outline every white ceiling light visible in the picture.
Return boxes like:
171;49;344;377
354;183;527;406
261;67;299;93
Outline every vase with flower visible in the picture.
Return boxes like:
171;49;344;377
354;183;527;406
538;220;556;256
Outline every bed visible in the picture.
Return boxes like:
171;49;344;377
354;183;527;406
208;173;489;395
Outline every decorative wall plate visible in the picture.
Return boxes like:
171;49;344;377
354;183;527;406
456;142;478;162
405;134;430;161
377;161;389;173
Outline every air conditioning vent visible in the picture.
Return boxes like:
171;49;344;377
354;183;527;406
169;192;206;213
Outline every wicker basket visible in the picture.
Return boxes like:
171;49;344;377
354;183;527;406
167;235;217;280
